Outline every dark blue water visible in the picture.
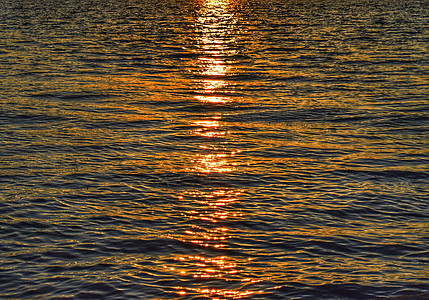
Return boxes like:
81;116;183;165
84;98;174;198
0;0;428;299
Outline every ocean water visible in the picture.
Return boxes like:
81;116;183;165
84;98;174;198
0;0;428;299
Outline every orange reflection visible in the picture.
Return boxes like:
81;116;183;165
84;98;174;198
195;78;232;103
201;79;227;91
168;189;260;298
191;152;236;174
166;0;258;298
190;116;238;173
190;0;238;104
193;54;233;103
185;188;242;206
192;119;229;138
193;57;234;104
174;286;263;300
195;94;231;104
177;189;241;246
199;58;231;77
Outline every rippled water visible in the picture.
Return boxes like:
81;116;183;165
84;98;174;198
1;0;428;299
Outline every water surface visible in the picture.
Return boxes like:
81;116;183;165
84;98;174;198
0;0;428;299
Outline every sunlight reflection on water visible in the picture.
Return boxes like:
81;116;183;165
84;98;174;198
0;0;428;298
171;1;261;298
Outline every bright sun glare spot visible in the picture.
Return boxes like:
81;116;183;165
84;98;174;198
202;79;228;91
192;153;235;173
195;95;230;103
193;0;237;105
199;58;230;76
193;120;220;127
206;0;230;6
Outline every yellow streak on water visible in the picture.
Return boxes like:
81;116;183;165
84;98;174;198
167;0;254;297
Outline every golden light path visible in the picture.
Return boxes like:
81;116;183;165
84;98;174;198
171;0;263;298
192;0;238;105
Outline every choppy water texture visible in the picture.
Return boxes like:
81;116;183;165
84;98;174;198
1;0;428;299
